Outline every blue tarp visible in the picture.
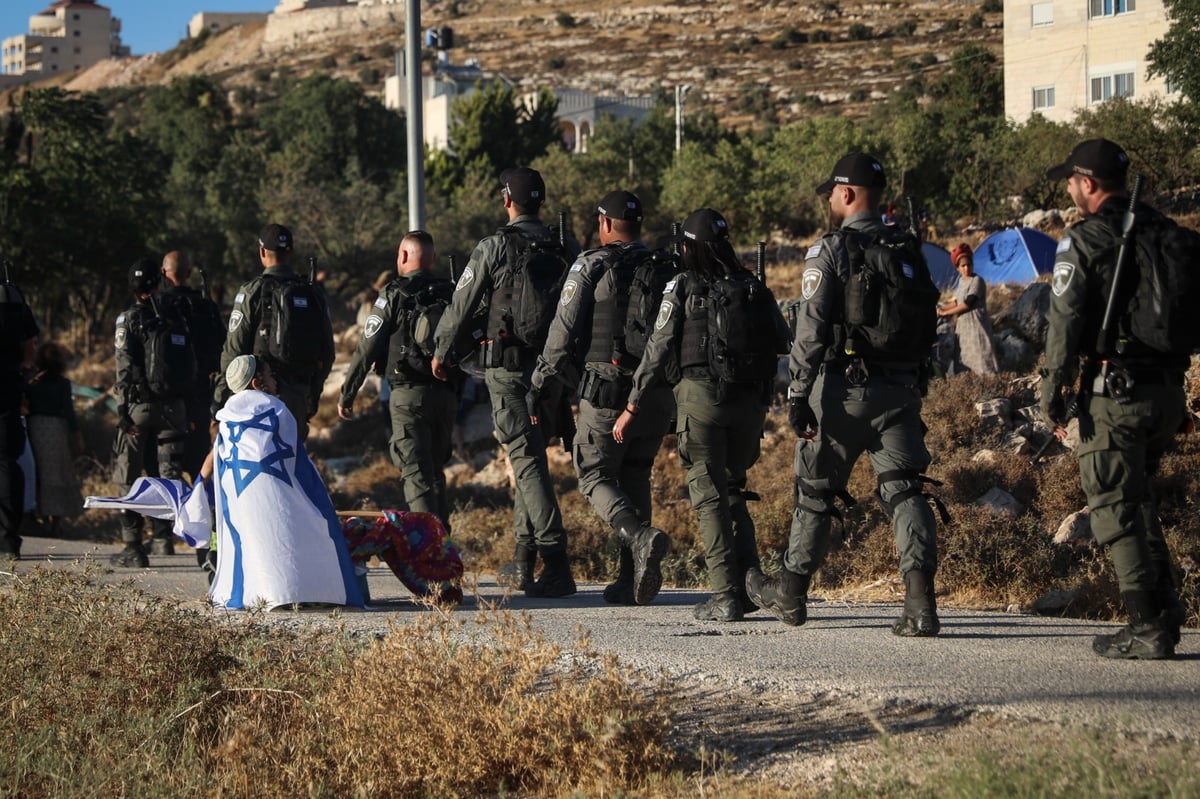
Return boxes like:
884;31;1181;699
972;227;1058;285
922;242;957;290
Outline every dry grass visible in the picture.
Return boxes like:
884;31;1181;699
0;568;674;798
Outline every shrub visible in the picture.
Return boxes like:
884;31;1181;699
848;22;874;41
892;20;918;37
546;56;566;70
318;54;337;70
704;65;719;80
982;0;1003;11
968;11;985;28
811;29;832;43
358;67;380;85
555;11;577;28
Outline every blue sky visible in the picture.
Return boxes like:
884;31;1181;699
1;1;277;56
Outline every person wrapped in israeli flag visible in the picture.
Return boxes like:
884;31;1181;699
208;355;363;610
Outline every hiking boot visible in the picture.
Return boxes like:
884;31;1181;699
526;552;576;598
110;544;149;569
497;544;536;592
745;567;808;626
198;548;218;586
892;570;940;637
692;591;743;622
1154;582;1186;647
623;524;670;605
1093;616;1175;660
149;538;175;556
603;547;636;605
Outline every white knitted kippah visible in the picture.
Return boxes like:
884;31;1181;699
226;354;257;394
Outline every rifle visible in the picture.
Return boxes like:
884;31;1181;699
447;253;458;283
1;259;26;305
1098;174;1144;358
307;255;318;284
198;267;211;302
905;195;922;242
671;222;682;258
557;210;567;249
756;240;767;284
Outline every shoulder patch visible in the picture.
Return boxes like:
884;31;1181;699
805;243;823;260
654;299;673;331
663;278;678;294
569;261;585;273
560;279;579;307
115;313;125;327
234;291;246;306
114;325;127;349
373;296;388;309
801;267;823;300
455;265;474;291
228;309;244;332
1051;262;1076;297
363;315;384;339
1056;236;1072;254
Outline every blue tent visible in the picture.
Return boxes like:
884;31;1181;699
972;227;1058;285
922;242;957;290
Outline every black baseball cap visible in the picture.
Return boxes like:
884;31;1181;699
815;152;887;195
258;223;293;252
499;167;546;207
681;208;731;242
597;190;643;222
128;258;160;293
1046;138;1130;181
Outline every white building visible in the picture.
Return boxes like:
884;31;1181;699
1;0;127;88
535;88;654;154
1003;0;1175;124
385;53;512;152
188;12;270;40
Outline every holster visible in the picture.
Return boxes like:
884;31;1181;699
580;371;631;410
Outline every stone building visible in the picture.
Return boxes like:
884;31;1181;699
1;0;127;88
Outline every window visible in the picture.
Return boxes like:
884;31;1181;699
50;46;57;53
1033;86;1056;109
73;30;81;37
1166;76;1181;95
1089;0;1134;17
1090;71;1135;102
1032;2;1054;25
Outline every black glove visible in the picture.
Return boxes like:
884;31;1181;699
525;387;541;423
788;397;817;437
1040;383;1066;427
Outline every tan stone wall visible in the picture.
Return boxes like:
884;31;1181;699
264;4;403;50
1004;0;1172;124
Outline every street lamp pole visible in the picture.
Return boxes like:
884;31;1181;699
405;0;425;230
674;84;691;153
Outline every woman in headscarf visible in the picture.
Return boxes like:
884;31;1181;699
938;243;999;374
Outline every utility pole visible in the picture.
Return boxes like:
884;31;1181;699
405;0;425;230
674;84;691;154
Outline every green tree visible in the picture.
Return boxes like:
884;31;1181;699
1147;0;1200;103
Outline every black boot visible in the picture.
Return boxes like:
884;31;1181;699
892;570;940;637
1093;590;1174;660
1153;574;1185;648
745;567;808;626
497;544;536;592
692;590;743;622
603;546;636;605
526;551;576;598
110;542;149;569
149;537;175;556
618;522;670;605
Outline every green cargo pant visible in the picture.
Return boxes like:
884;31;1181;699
112;399;187;543
787;368;937;579
1077;382;1185;592
274;378;314;443
674;378;765;595
485;365;567;554
573;384;673;529
388;381;457;530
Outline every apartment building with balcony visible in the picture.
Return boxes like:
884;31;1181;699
1;0;127;88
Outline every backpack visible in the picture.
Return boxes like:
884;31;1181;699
256;274;328;374
581;246;677;369
383;275;455;379
704;270;789;383
622;249;679;361
163;289;225;376
486;227;571;349
842;228;939;363
1110;215;1200;357
141;299;197;400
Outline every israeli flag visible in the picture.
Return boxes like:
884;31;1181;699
209;390;363;610
84;476;212;548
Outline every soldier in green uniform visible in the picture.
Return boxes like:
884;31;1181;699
430;167;581;598
746;153;942;637
1041;139;1188;660
338;231;458;529
111;260;189;567
213;224;334;442
530;190;673;605
613;209;788;621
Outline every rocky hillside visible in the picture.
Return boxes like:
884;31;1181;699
53;0;1001;127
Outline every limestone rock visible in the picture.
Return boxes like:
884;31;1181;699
1032;589;1078;615
974;487;1022;517
1053;508;1093;546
